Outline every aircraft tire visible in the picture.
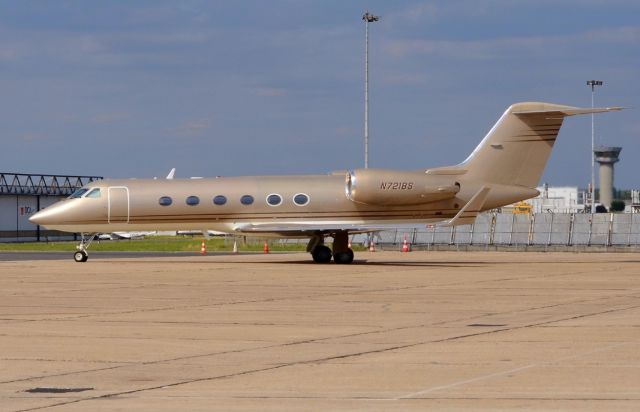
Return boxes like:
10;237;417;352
311;245;332;263
74;251;88;263
333;249;354;264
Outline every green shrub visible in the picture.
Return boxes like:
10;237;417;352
610;200;626;212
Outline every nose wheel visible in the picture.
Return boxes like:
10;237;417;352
74;250;88;262
73;233;96;263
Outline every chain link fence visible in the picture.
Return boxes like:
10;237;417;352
375;213;640;249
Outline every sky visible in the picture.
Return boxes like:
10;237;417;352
1;0;638;188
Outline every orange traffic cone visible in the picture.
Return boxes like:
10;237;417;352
263;241;269;254
232;240;238;254
200;241;207;255
402;236;410;252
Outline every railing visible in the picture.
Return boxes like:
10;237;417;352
376;212;640;248
0;173;103;197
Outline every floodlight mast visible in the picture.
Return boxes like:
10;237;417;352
587;80;603;213
363;11;379;169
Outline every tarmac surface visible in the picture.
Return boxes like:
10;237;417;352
0;251;227;261
1;251;639;411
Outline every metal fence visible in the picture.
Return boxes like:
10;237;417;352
376;213;640;248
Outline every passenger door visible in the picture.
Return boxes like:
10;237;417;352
108;187;129;223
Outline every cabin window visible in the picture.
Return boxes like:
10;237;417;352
186;196;200;206
240;195;254;205
213;195;227;205
85;188;101;198
293;193;310;206
69;188;89;199
159;196;173;206
266;194;282;206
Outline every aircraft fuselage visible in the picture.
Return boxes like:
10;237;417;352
32;172;527;235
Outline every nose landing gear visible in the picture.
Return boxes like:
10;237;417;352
74;233;96;262
74;250;88;263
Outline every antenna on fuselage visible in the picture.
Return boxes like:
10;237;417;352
166;168;176;179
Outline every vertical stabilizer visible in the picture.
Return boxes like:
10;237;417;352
459;102;622;188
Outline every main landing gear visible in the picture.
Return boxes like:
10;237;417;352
73;233;96;262
308;231;354;264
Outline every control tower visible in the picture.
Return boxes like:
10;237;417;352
594;146;622;210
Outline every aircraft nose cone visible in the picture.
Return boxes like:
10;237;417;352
29;208;59;226
29;210;48;225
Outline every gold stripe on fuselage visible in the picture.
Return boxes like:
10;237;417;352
33;174;468;233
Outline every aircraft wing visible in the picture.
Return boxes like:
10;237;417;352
232;222;395;237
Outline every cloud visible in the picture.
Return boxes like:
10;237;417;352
335;126;357;137
0;26;214;71
0;30;119;67
173;119;212;139
387;0;640;26
0;47;17;61
585;26;640;43
91;112;130;124
256;87;288;97
382;73;428;85
625;122;640;135
385;2;440;25
383;26;640;60
19;133;47;142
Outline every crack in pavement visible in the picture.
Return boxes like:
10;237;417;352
11;303;640;411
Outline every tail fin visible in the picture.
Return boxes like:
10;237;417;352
459;102;622;188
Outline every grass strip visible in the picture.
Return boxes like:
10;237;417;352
0;237;313;252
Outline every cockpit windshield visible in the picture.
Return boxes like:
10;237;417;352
85;188;101;198
69;188;89;199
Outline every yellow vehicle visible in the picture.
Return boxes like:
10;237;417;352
512;201;532;215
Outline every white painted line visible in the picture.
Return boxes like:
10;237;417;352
399;341;635;399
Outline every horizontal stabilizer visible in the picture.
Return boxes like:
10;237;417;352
440;186;490;227
513;106;623;117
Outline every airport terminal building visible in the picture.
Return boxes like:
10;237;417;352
0;172;102;242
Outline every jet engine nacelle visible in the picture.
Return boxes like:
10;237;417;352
345;169;460;206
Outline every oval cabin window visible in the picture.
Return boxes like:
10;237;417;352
266;194;282;206
293;193;310;206
240;195;254;205
213;195;227;205
159;196;173;206
186;196;200;206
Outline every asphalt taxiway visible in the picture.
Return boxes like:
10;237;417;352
0;251;230;261
1;251;639;411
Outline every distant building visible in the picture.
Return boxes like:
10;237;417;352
502;184;585;214
594;145;622;210
630;190;640;214
0;172;102;242
529;185;585;213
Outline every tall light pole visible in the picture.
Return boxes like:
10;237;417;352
587;80;603;213
363;11;379;169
